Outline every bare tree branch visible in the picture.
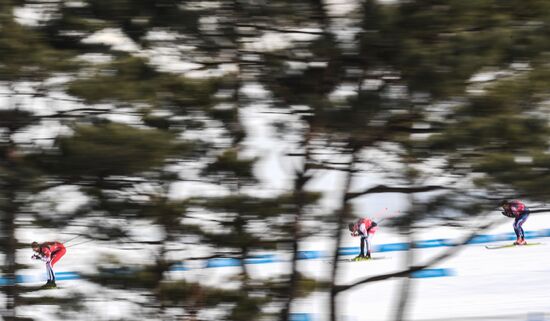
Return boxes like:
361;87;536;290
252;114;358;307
346;185;449;201
237;23;327;36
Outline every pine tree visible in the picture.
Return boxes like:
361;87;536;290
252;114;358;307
0;1;79;318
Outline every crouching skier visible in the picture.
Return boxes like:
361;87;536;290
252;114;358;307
348;217;378;261
31;241;66;288
500;200;530;245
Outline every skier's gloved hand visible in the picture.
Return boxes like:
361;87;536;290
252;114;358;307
32;254;49;262
501;211;513;218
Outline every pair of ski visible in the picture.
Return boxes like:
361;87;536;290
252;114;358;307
22;285;59;293
341;256;386;262
485;242;542;250
327;256;387;264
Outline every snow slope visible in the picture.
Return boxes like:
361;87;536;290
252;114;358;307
294;212;550;321
13;212;550;321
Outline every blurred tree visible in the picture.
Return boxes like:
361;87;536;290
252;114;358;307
254;1;550;320
0;110;38;321
4;0;550;320
14;1;265;319
34;73;232;321
430;66;550;200
0;0;79;319
193;144;322;321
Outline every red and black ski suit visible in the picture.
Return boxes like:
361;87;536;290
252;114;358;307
36;242;66;282
350;218;378;257
38;241;66;266
502;200;530;241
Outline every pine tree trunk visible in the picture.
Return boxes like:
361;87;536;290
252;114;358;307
281;209;301;321
281;133;312;321
1;187;19;321
329;150;358;321
393;230;414;321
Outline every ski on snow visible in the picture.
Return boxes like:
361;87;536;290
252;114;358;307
485;242;542;250
327;256;388;264
340;256;387;262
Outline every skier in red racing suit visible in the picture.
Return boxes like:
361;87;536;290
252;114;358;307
500;199;530;245
31;241;66;288
348;217;378;260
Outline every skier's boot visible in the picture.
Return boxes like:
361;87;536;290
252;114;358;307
352;255;365;261
516;238;527;246
41;280;56;289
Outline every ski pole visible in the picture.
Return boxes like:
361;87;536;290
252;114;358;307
65;239;94;248
375;210;401;225
373;208;389;220
63;234;83;244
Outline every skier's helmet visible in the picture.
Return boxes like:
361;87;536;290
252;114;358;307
499;199;509;207
348;222;356;231
31;241;39;250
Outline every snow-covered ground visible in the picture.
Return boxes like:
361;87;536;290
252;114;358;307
17;212;550;321
315;212;550;321
197;212;550;321
301;236;550;321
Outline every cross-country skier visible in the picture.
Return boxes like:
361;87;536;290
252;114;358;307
500;199;530;245
31;241;66;288
348;217;378;261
